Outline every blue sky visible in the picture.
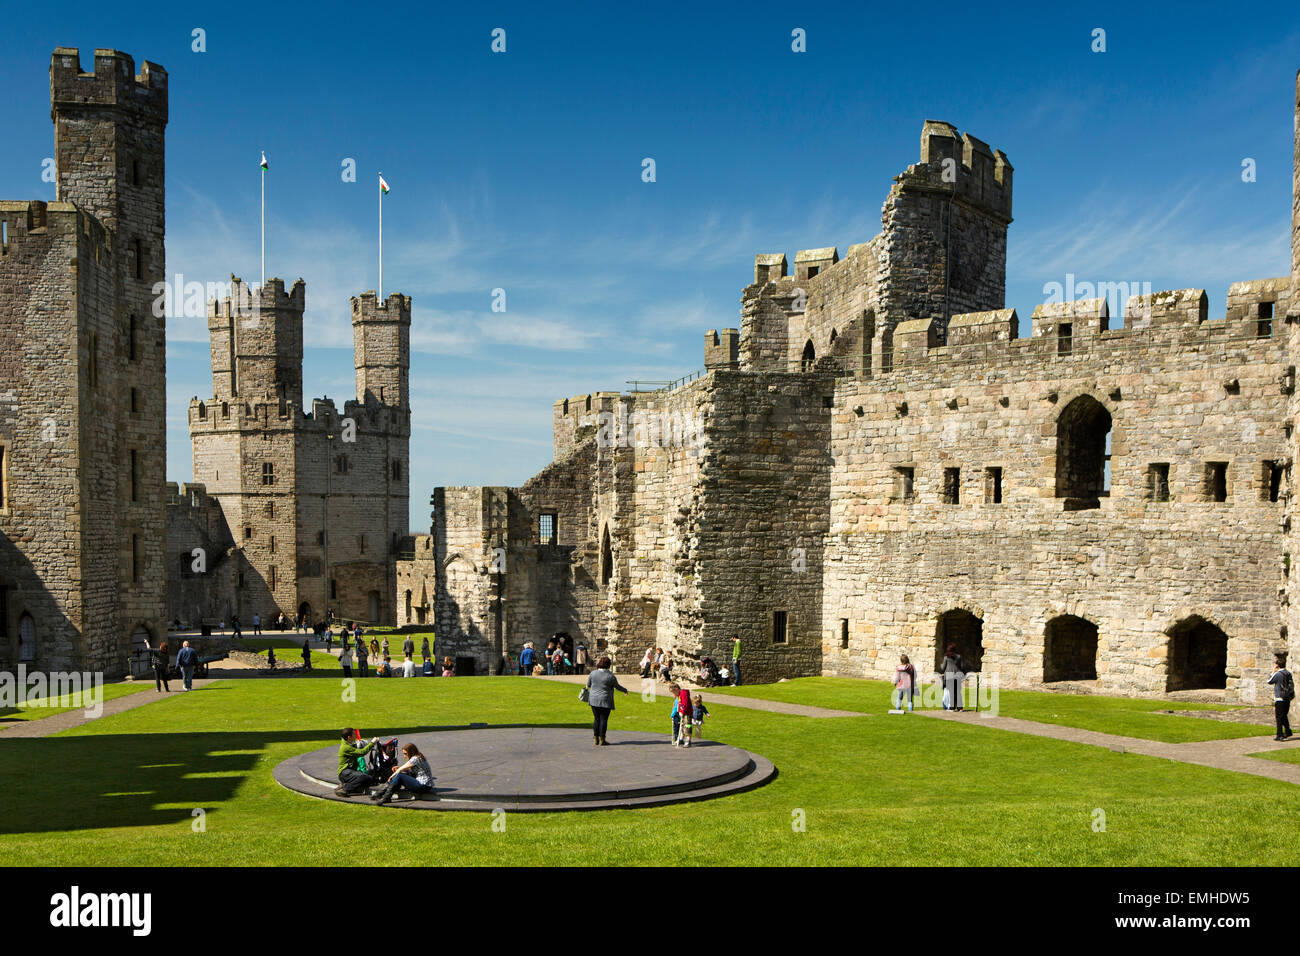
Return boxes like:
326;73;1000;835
2;0;1297;530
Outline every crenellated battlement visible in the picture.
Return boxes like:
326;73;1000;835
206;275;306;319
910;120;1013;221
50;48;167;120
351;290;412;323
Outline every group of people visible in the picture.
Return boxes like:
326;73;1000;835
580;657;714;747
337;630;455;678
889;644;974;712
637;635;743;686
517;636;588;676
149;639;201;692
336;728;434;804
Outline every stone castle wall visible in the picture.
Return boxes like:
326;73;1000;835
0;48;168;677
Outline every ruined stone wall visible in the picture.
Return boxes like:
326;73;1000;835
430;487;500;674
165;482;235;626
822;298;1289;701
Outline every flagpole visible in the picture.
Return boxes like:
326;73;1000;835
260;161;266;286
378;175;384;301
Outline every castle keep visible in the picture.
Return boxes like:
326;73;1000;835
172;283;411;629
0;49;168;676
401;70;1300;702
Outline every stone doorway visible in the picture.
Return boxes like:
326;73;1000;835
1165;616;1228;691
935;609;983;672
368;591;381;624
298;602;313;627
1043;615;1098;682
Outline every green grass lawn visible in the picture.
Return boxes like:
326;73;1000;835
0;680;155;723
0;675;1297;866
708;677;1275;743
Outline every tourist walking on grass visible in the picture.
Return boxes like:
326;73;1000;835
893;654;916;712
731;634;743;686
340;645;353;679
421;636;431;663
939;643;967;711
402;634;414;660
356;640;369;677
302;639;312;671
1269;652;1294;741
176;640;199;691
369;636;380;660
585;656;628;746
519;642;536;675
382;636;390;657
153;640;171;693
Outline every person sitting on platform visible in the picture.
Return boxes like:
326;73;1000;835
336;728;378;796
372;742;433;804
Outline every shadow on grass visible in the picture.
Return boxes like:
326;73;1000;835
0;722;601;836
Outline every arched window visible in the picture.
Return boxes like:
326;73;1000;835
18;613;35;661
600;526;613;586
198;401;206;420
829;328;838;344
405;590;413;619
1043;615;1099;682
801;339;816;372
1165;616;1228;691
1055;395;1112;509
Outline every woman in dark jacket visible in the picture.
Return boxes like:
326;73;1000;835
939;643;966;711
584;656;628;746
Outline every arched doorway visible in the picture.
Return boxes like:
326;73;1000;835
801;339;816;371
129;626;151;678
1043;615;1098;682
935;609;983;671
368;591;381;624
1055;395;1112;509
298;602;312;628
1166;616;1228;691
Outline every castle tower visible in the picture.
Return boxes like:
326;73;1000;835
351;291;410;408
50;48;169;669
207;276;305;408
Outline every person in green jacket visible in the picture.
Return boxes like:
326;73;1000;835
731;634;743;686
336;728;378;796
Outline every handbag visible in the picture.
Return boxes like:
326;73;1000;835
579;686;590;702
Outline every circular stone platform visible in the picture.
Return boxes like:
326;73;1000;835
272;726;777;811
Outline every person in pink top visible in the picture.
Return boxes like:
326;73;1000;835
675;683;694;747
892;653;916;712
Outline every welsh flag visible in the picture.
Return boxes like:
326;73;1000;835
379;174;390;194
260;151;269;171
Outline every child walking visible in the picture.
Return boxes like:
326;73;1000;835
668;682;682;743
893;653;916;712
691;693;710;739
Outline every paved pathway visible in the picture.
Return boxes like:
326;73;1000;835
917;709;1300;785
0;680;214;739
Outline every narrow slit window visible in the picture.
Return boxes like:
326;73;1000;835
1258;302;1274;339
985;466;1003;504
943;467;961;505
1058;322;1073;355
1206;462;1229;502
839;618;849;649
1148;463;1170;502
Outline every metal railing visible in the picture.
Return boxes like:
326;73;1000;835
625;369;706;393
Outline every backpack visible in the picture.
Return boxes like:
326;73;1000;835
1279;670;1295;701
